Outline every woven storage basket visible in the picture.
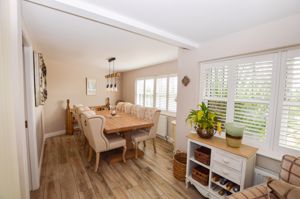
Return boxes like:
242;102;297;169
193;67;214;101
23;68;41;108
173;151;187;181
194;147;211;166
192;166;209;186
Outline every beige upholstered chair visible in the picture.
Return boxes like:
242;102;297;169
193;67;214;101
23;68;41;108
78;110;95;145
84;114;127;172
131;107;161;158
130;104;138;116
124;103;133;114
116;102;125;112
135;105;146;119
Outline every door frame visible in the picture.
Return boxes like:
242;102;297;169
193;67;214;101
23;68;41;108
22;30;41;190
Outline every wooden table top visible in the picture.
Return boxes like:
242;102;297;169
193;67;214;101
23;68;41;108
187;133;258;159
96;110;153;134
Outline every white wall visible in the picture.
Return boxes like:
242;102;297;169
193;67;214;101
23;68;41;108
176;13;300;172
0;0;30;198
44;59;121;134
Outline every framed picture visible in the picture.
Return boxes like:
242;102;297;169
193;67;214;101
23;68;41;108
86;78;97;95
33;52;47;106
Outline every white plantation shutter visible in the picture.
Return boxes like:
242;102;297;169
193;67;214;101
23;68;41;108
156;77;167;110
136;79;144;106
278;49;300;151
145;78;154;107
168;76;177;112
201;64;228;127
233;54;275;141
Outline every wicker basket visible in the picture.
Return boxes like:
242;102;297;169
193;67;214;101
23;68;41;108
173;151;187;181
192;166;209;186
194;147;211;166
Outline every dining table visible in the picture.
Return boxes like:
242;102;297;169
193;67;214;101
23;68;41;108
96;110;154;164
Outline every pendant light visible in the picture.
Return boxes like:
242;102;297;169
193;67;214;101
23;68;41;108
106;59;110;91
107;57;117;92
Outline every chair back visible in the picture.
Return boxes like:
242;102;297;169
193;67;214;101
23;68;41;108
80;111;95;139
116;102;125;112
135;106;146;119
73;104;84;122
279;155;300;186
85;115;108;153
78;106;90;114
130;105;138;116
124;103;133;114
144;108;161;138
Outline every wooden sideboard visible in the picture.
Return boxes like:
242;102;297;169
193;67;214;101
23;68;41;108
186;133;258;199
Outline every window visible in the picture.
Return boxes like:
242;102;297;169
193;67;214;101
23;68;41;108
136;79;144;106
145;78;154;107
156;77;167;110
277;49;300;152
135;74;177;112
200;63;228;128
199;51;300;156
168;76;178;112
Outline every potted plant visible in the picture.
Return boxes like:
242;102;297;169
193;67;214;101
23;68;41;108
186;102;222;139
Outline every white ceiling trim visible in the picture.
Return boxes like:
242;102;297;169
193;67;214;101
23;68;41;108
25;0;199;49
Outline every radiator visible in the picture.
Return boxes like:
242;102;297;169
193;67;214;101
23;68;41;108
253;167;279;185
157;114;168;138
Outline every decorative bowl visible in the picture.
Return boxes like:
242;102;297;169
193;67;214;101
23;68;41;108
196;127;215;139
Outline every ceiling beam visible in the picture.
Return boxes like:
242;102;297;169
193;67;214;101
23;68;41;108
24;0;199;49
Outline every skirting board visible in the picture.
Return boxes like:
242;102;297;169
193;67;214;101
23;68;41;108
44;130;66;140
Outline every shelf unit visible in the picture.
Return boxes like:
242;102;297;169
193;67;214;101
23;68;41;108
186;133;257;199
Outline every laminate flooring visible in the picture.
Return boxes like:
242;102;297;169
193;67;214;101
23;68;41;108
30;135;204;199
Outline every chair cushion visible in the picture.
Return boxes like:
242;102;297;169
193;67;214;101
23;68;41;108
280;155;300;186
226;183;268;199
106;134;126;149
144;107;157;121
267;179;300;199
131;130;153;143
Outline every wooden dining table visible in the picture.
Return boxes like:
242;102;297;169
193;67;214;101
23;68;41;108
96;110;153;164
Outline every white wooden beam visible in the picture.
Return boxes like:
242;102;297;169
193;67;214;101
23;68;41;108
24;0;199;49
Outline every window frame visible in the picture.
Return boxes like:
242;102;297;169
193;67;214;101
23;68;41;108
199;46;300;160
134;74;178;115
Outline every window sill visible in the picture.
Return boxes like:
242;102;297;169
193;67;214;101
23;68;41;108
160;111;176;117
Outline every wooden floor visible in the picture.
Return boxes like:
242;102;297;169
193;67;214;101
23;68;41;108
31;135;204;199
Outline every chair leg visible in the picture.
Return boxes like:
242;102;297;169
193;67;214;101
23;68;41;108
153;138;157;153
135;142;139;159
143;141;146;149
122;146;127;163
88;146;93;162
95;152;100;172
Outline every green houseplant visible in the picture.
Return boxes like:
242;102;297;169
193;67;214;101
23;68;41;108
186;102;222;139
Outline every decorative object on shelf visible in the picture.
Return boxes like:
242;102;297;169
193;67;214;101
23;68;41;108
33;52;47;106
225;122;245;148
105;57;119;92
181;75;190;86
186;102;222;139
173;150;187;182
194;146;211;166
86;78;97;95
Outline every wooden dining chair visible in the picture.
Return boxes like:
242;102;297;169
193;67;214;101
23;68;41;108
131;107;161;158
84;114;127;172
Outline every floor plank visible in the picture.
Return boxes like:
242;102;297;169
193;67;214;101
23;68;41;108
31;135;204;199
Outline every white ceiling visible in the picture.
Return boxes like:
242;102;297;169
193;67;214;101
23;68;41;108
84;0;300;43
22;0;300;71
22;1;178;71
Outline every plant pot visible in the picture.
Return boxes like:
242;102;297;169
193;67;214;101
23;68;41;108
225;122;245;148
196;128;214;139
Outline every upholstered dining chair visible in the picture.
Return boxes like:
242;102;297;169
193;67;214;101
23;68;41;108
131;107;161;158
124;103;133;114
84;114;127;172
130;104;138;116
116;102;125;112
135;105;146;119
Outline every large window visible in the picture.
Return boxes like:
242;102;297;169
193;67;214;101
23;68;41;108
200;48;300;157
135;74;177;113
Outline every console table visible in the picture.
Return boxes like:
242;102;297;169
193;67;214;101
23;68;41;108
186;133;257;199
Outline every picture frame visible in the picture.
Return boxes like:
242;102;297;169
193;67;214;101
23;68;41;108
33;52;47;106
86;78;97;96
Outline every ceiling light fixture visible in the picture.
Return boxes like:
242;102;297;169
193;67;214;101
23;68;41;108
106;57;119;92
